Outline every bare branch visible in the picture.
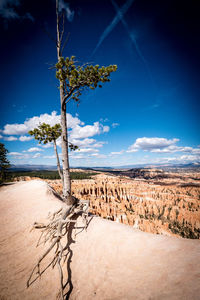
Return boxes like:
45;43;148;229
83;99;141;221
61;32;70;56
42;26;57;46
56;0;61;56
60;12;65;44
80;61;93;68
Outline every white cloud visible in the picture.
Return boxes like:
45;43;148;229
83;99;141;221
27;147;43;152
2;111;82;135
8;151;43;160
178;155;200;162
69;138;96;148
154;154;200;164
58;0;74;22
110;150;124;155
32;153;41;159
43;155;56;159
19;135;33;142
3;123;27;135
8;152;22;156
0;134;3;139
70;122;100;139
3;136;18;141
127;137;200;156
8;152;31;160
100;118;109;122
67;113;84;128
42;143;53;148
179;147;200;154
103;125;110;133
112;122;120;128
0;0;34;21
127;137;179;153
70;122;109;139
69;138;106;149
55;137;62;147
2;112;110;163
152;145;200;154
2;112;108;153
91;153;107;158
92;142;106;148
0;0;19;19
78;148;99;153
70;154;85;159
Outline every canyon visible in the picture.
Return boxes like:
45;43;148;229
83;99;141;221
45;168;200;239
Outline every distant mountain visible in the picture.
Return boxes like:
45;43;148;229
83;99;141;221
9;162;200;172
9;164;58;171
9;164;113;172
113;162;200;169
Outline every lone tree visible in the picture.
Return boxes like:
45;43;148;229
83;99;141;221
28;122;78;186
0;143;10;183
55;56;116;204
27;0;117;297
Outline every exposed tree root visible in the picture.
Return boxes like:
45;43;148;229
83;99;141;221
27;199;89;300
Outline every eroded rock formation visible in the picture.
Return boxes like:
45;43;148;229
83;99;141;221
48;174;200;239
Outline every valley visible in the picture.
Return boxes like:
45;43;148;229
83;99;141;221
47;167;200;239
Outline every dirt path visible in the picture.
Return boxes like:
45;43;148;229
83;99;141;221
0;180;62;300
0;180;200;300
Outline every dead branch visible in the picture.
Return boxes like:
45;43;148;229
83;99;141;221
61;32;70;56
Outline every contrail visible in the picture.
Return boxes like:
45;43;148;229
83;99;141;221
92;0;135;56
111;0;146;64
111;0;156;90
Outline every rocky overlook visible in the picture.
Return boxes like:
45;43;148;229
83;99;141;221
1;180;199;299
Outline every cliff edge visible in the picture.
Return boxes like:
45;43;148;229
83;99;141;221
0;180;199;299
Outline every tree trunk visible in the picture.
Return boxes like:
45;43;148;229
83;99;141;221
56;0;73;205
60;93;73;204
53;139;64;185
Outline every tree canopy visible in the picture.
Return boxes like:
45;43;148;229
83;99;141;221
28;122;78;151
29;123;61;144
55;56;117;104
0;143;10;182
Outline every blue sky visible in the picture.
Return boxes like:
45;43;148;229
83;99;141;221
0;0;199;167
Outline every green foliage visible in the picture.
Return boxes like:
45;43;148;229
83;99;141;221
55;55;117;103
9;170;61;180
28;123;61;144
7;170;98;180
70;172;98;180
69;144;79;151
28;122;78;151
169;220;199;239
0;143;10;183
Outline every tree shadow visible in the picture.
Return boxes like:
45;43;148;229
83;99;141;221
28;209;94;300
63;220;75;299
63;214;94;299
0;182;16;186
0;182;15;188
47;184;64;202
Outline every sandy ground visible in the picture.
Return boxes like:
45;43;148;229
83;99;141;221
0;180;62;300
0;180;200;300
